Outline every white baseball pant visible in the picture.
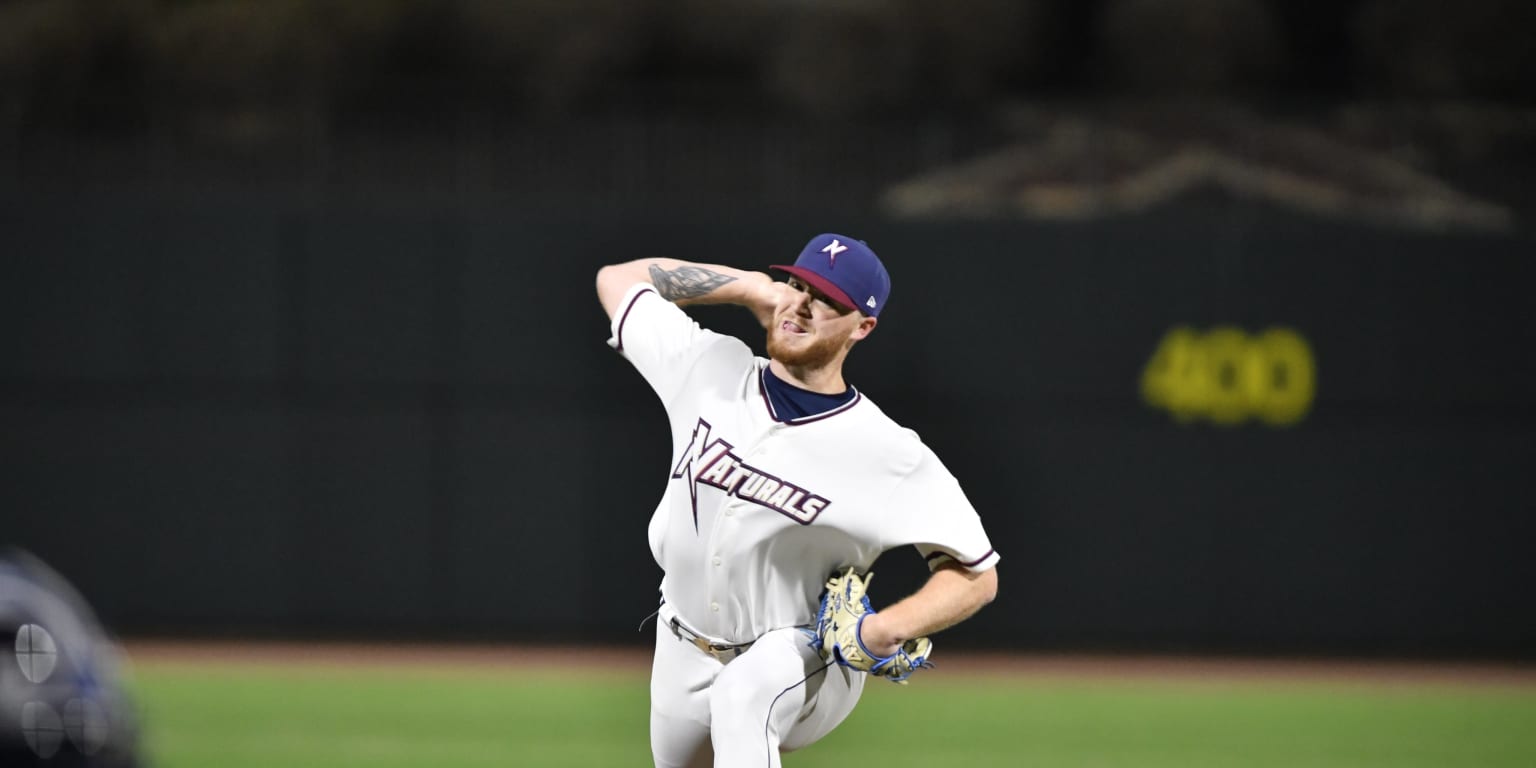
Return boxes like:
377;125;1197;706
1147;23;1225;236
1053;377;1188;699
649;617;866;767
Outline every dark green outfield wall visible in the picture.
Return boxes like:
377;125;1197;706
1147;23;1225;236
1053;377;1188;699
4;197;1533;658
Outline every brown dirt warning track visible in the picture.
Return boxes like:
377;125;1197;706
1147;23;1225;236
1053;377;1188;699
121;639;1536;689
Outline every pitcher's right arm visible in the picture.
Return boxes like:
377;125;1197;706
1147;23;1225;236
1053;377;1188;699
596;259;784;329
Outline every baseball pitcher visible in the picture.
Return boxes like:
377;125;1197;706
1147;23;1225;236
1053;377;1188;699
596;234;1000;768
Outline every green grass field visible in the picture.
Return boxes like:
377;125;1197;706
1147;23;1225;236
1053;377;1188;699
129;659;1536;767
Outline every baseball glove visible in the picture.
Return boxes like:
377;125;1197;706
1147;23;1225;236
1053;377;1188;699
814;567;933;683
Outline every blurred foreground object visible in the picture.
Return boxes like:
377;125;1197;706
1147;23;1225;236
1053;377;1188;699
1;549;140;767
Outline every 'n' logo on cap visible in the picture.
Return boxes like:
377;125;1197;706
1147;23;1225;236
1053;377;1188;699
821;239;849;266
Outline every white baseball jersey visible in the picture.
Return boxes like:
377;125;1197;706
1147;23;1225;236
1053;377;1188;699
609;283;999;645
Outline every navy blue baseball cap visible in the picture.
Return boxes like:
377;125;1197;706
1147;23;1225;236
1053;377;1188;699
770;233;891;317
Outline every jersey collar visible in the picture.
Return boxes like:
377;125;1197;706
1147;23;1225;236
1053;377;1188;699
757;363;863;425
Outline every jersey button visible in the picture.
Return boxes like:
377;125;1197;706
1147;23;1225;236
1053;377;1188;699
710;602;719;612
712;556;722;566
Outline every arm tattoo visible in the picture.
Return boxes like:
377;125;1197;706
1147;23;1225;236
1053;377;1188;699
649;264;737;301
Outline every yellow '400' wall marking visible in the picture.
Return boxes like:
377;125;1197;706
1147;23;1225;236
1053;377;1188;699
1140;327;1316;427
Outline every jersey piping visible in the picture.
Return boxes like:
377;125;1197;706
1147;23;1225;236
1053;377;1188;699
757;365;864;425
613;285;657;353
926;548;997;569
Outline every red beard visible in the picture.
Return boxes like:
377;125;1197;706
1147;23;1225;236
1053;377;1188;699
766;322;846;370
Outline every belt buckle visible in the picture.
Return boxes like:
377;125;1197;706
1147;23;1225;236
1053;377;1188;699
694;637;734;661
672;618;746;661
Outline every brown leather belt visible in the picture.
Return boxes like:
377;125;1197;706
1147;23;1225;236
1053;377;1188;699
668;616;754;662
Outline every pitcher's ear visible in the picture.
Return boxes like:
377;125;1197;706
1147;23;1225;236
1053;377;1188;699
851;316;878;342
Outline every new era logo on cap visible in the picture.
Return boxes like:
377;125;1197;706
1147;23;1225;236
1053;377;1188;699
770;233;892;317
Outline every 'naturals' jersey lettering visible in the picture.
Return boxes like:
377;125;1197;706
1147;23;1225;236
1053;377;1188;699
672;419;830;528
